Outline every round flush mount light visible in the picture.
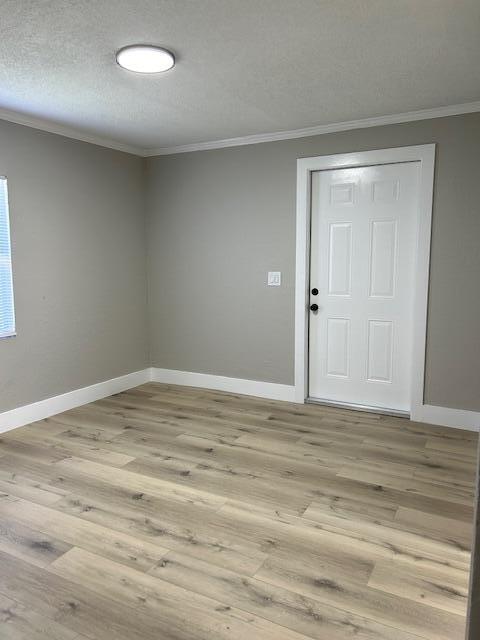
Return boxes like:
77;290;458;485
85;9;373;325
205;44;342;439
116;45;175;73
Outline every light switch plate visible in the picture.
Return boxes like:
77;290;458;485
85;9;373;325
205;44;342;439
267;271;281;286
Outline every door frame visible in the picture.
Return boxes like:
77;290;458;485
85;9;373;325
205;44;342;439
294;144;436;419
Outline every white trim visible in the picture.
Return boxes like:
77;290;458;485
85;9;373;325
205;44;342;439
144;101;480;157
0;107;142;156
0;369;151;434
151;367;296;402
295;144;436;421
413;404;480;432
0;366;476;436
1;101;479;158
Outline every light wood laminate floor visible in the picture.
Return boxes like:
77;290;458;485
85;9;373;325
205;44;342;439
0;383;477;640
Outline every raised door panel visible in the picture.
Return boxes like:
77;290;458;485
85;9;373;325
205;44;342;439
369;220;397;298
367;320;394;383
328;223;352;296
326;318;350;378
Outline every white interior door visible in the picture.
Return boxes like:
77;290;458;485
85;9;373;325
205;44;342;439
308;162;420;412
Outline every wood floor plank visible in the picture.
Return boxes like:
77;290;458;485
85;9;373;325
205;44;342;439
214;500;470;577
384;417;477;442
0;495;169;572
303;501;472;560
54;455;227;510
300;494;398;524
47;408;193;444
0;549;180;640
0;468;69;506
255;553;466;640
394;506;473;550
356;442;473;481
368;561;469;615
124;452;312;513
147;550;426;640
0;438;69;465
50;547;312;640
53;491;268;576
200;430;359;470
17;452;268;574
0;592;79;640
0;382;476;640
337;465;474;506
4;430;135;468
425;437;478;457
297;464;474;522
0;458;270;574
0;513;72;568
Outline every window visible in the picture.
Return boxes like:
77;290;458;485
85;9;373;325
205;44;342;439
0;177;15;338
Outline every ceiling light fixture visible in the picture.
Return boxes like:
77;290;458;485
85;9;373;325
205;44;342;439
116;45;175;74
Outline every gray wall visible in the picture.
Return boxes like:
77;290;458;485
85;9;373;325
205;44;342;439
0;120;148;413
2;112;479;415
146;112;480;412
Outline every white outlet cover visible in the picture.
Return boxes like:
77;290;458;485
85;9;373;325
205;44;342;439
267;271;281;286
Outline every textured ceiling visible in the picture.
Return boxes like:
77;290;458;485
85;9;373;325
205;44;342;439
0;0;479;153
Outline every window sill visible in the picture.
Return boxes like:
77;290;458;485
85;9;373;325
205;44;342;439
0;332;16;339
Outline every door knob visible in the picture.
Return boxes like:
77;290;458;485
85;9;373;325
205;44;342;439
311;288;319;295
310;304;319;312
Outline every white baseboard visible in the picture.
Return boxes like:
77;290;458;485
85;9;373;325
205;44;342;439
150;367;296;402
2;366;477;435
411;403;480;432
0;369;151;434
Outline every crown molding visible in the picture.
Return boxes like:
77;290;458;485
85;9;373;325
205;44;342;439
143;101;480;157
0;107;143;156
1;101;480;158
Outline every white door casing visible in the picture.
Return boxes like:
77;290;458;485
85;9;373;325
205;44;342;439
294;145;435;420
308;163;419;412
